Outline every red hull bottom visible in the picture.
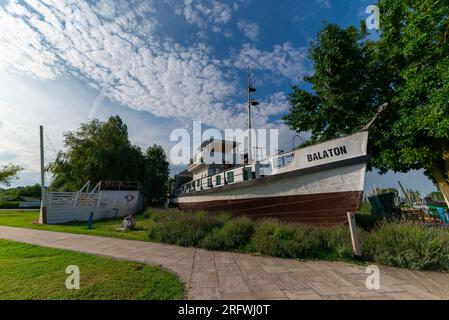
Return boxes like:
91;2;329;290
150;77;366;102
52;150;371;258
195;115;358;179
177;191;364;225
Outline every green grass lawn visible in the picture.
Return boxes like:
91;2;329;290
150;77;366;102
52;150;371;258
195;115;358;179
0;209;158;242
0;239;184;300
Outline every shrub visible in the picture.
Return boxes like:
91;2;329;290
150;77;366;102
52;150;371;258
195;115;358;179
361;221;449;270
250;221;304;258
316;226;354;260
200;217;254;250
0;201;20;209
249;220;354;260
248;219;285;257
147;211;230;247
249;221;317;259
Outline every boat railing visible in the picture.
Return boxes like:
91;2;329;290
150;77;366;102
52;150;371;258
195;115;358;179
176;150;297;196
271;152;295;169
177;163;260;195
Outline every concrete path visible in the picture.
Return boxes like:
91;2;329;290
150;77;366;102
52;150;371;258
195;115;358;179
1;226;448;300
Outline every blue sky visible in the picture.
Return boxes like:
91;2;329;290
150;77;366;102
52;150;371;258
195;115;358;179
0;0;437;195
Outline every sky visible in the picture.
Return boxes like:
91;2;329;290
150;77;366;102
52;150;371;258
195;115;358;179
0;0;437;195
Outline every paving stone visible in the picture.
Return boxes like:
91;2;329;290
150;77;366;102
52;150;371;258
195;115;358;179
290;268;321;279
383;292;422;300
214;252;234;264
395;285;441;299
306;281;346;296
283;290;323;300
241;270;271;281
341;292;387;300
246;278;273;286
274;273;307;290
261;265;289;273
188;287;221;300
321;271;356;287
234;259;260;272
216;264;241;276
191;271;217;282
220;292;255;300
218;275;251;294
249;284;286;300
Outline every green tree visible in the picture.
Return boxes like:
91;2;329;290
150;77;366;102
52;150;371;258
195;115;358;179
143;144;169;202
0;184;41;201
283;0;449;205
0;165;23;187
48;116;145;191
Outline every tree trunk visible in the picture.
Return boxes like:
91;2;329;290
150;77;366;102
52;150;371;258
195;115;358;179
430;165;449;208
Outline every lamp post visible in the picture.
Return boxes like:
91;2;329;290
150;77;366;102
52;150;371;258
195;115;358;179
39;125;47;224
247;68;259;164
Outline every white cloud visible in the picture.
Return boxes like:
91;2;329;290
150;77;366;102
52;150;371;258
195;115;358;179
0;71;94;185
173;0;233;28
223;30;233;38
0;0;242;129
0;1;304;130
237;20;259;41
228;42;309;83
316;0;331;9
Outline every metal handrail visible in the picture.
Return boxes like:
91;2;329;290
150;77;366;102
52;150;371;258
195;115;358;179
176;150;299;196
177;164;257;195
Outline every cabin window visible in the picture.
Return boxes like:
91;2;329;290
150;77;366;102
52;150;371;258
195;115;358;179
227;171;234;183
216;175;221;186
207;178;213;188
243;167;252;181
197;180;200;187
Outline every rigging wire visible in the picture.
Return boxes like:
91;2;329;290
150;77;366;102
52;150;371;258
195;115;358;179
43;146;58;162
44;131;59;158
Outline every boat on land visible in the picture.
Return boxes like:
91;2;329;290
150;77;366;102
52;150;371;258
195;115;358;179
172;71;380;225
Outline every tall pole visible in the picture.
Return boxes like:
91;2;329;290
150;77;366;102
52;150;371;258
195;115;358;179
398;181;414;207
39;125;47;224
247;67;252;163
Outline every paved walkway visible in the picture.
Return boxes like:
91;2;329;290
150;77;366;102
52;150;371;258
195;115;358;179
1;226;448;300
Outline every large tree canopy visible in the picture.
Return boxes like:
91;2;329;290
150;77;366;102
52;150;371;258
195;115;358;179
144;144;170;201
48;116;144;191
283;0;449;204
48;116;169;201
0;165;23;187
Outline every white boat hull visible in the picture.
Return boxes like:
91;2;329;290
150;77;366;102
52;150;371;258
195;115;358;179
173;132;369;225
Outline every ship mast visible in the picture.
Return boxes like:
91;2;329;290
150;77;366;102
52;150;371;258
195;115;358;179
247;67;258;163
